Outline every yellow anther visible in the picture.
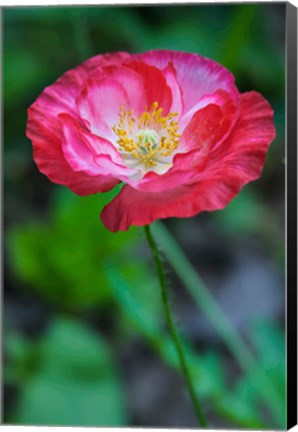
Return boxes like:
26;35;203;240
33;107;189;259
112;101;180;170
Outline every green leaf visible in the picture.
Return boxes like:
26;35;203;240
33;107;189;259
191;351;226;398
14;317;127;426
248;320;286;425
249;320;285;376
4;331;37;385
8;188;140;310
215;320;286;429
215;392;268;429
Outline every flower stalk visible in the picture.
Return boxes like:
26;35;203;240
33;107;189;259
144;224;207;428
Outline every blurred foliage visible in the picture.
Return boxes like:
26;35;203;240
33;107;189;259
5;318;127;426
6;189;285;429
214;320;286;429
212;189;285;268
4;3;285;429
8;187;142;310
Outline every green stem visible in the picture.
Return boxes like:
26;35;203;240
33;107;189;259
144;225;208;428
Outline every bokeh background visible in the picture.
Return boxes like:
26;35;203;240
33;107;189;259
3;3;285;429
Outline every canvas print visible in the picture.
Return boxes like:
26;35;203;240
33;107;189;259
3;3;286;429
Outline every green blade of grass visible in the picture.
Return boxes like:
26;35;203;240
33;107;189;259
152;221;284;427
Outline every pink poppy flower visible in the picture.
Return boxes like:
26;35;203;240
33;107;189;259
27;50;275;232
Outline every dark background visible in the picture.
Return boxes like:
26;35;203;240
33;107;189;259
3;3;285;429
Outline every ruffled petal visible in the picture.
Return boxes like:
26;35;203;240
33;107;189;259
126;167;196;193
131;50;239;114
67;175;118;196
162;62;184;117
27;113;118;196
94;154;138;177
26;51;131;195
27;53;131;145
129;97;236;193
100;180;241;232
60;114;138;179
76;78;130;141
29;51;131;123
180;103;226;152
124;60;172;114
202;91;276;181
61;117;100;175
179;88;239;133
85;65;148;115
80;51;130;73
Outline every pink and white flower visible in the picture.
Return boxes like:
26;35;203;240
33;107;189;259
27;50;275;232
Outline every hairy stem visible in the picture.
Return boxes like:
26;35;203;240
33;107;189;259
144;225;207;427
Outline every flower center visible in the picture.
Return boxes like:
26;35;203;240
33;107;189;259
112;102;180;173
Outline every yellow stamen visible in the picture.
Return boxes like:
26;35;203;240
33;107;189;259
112;102;180;169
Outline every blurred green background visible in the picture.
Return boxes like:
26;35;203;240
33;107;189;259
3;3;285;429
